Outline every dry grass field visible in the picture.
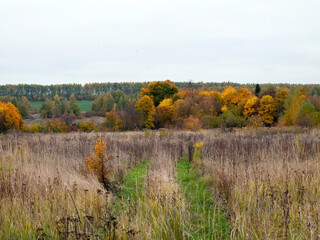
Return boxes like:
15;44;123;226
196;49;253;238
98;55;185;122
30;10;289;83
0;128;319;239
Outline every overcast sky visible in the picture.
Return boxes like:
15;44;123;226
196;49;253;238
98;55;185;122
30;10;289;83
1;0;320;85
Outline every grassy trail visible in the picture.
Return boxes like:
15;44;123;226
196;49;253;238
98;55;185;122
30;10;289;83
177;158;230;240
115;161;149;207
113;158;230;239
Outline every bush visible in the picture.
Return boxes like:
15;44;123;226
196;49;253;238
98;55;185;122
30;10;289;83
248;115;264;127
46;119;68;133
296;101;319;127
23;123;43;133
79;120;96;132
200;115;220;128
221;110;247;128
183;115;202;131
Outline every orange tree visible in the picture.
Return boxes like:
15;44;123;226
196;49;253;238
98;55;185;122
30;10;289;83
183;115;202;131
0;101;24;133
84;137;113;190
135;95;156;129
140;80;178;106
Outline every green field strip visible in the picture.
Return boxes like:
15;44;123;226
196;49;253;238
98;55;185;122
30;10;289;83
177;158;230;240
30;100;92;112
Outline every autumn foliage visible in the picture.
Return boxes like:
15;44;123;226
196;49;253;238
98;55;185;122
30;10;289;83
84;137;113;190
12;81;320;131
258;95;276;126
156;98;176;127
183;115;202;131
135;95;156;129
46;118;68;133
140;80;178;106
0;101;24;133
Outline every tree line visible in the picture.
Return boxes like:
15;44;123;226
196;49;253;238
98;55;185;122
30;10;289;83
1;80;320;133
1;82;320;101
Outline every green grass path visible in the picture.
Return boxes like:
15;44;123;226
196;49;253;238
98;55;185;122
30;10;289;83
177;158;230;240
115;161;148;208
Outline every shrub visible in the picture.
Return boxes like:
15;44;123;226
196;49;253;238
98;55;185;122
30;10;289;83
200;115;220;128
247;115;264;127
221;110;247;128
46;119;68;133
183;115;202;131
23;123;42;133
79;120;96;132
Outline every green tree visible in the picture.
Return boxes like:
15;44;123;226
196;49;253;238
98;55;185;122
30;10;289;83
17;96;31;118
40;99;54;118
140;80;178;106
53;94;61;117
69;94;80;116
69;94;77;104
296;101;319;127
255;84;261;96
91;94;115;114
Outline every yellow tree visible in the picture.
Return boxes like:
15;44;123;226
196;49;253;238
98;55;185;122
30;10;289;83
244;96;259;118
281;88;307;126
258;95;276;126
156;98;176;127
135;95;156;129
201;91;224;106
234;88;252;111
222;87;237;107
222;87;252;111
0;101;24;133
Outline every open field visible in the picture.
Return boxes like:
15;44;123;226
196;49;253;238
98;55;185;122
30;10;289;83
30;101;93;112
0;129;320;239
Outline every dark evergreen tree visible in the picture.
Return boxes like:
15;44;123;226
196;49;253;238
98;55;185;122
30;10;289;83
255;84;261;96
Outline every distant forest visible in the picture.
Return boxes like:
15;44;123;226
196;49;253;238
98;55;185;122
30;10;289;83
1;82;320;101
1;80;320;133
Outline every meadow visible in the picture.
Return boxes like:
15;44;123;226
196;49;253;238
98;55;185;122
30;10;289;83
0;128;319;239
30;101;93;112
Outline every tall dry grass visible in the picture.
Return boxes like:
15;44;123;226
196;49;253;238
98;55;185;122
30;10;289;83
0;131;186;238
200;128;320;239
1;128;319;239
